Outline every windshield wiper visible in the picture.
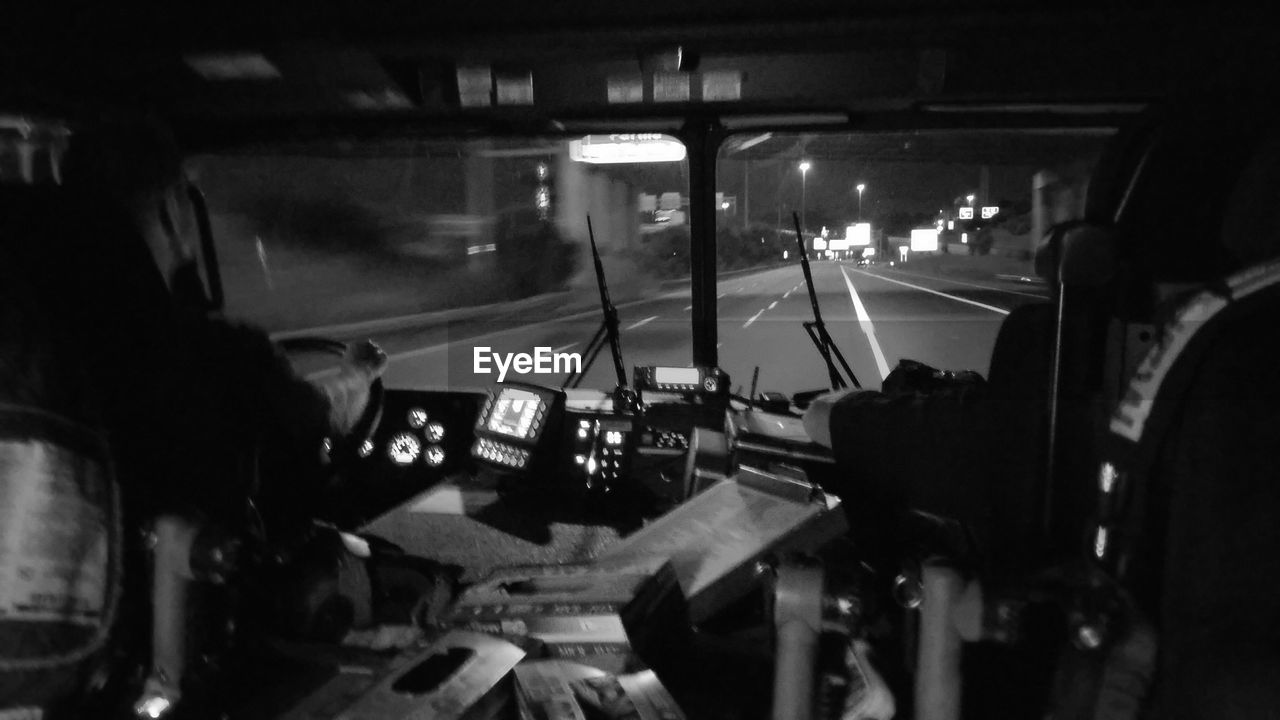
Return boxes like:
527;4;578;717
564;216;630;397
792;212;860;390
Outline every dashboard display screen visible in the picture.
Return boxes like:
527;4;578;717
655;367;700;386
486;388;544;439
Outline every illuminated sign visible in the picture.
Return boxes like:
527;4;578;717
862;247;877;258
957;207;974;220
910;228;939;252
981;206;1000;219
813;237;827;250
846;223;872;247
569;134;687;164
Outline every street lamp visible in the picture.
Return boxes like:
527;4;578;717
798;160;811;231
856;183;866;222
966;193;975;205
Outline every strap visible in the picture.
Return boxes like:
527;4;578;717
1093;257;1280;577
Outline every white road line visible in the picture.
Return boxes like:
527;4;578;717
626;315;659;330
768;301;778;310
839;266;892;380
274;287;689;342
552;342;578;353
717;293;726;299
743;309;766;328
684;304;693;310
783;290;792;299
878;268;1047;299
386;297;664;363
851;268;1010;315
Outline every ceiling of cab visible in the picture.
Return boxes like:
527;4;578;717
1;3;1277;140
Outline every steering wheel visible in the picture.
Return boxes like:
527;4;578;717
276;336;386;467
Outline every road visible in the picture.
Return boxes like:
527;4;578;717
357;261;1048;396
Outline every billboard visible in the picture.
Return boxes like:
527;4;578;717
910;228;939;252
957;207;974;220
981;206;1000;219
846;223;872;247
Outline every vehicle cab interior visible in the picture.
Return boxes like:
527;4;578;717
3;3;1280;719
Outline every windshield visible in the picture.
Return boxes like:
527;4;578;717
713;129;1112;396
192;135;691;389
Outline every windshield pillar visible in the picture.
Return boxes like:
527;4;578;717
683;117;725;369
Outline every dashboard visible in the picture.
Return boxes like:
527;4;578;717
325;388;487;526
333;370;735;524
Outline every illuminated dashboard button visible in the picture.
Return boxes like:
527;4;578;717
425;421;445;443
407;408;428;429
425;445;445;467
704;377;718;392
388;433;421;465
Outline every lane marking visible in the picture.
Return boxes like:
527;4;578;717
783;290;792;299
552;342;578;353
743;309;765;328
768;301;778;310
683;304;693;311
839;265;892;380
380;265;796;365
386;297;667;363
851;268;1010;315
275;286;690;341
626;315;659;330
877;268;1047;299
717;293;727;299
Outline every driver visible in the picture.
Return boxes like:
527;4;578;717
57;119;388;530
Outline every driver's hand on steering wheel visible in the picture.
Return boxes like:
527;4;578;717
344;339;389;379
317;340;387;436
